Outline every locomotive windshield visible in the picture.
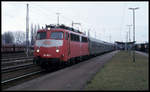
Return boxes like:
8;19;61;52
36;32;47;40
50;32;63;39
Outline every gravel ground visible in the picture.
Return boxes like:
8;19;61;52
6;50;119;91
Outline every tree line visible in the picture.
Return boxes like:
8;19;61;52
1;24;40;46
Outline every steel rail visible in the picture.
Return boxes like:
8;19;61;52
2;53;26;56
1;70;43;84
2;63;35;73
2;59;33;65
2;55;33;59
1;56;34;61
2;53;29;58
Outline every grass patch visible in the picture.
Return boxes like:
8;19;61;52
85;51;149;90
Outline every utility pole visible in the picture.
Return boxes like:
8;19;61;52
26;4;29;57
124;32;127;51
126;31;128;50
31;23;33;46
129;7;139;62
127;25;132;42
72;21;73;28
88;29;90;37
56;12;60;25
95;31;96;39
109;34;111;43
126;31;128;42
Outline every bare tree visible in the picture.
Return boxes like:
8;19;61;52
2;31;14;45
29;24;40;46
31;23;34;46
33;24;37;44
13;31;26;45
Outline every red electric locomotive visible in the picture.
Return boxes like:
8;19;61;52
33;24;89;69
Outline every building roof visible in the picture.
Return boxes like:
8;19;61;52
115;41;135;44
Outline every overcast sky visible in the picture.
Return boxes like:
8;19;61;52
2;1;149;43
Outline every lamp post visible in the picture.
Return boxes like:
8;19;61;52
127;25;132;42
26;4;29;57
129;7;139;62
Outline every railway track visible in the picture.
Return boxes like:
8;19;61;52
2;63;35;73
1;54;34;71
1;63;41;81
1;64;67;90
2;52;33;59
2;58;33;67
2;52;26;56
1;53;38;89
1;70;43;84
1;59;81;90
1;63;44;89
1;56;34;62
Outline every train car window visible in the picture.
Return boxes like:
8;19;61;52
37;32;47;40
76;35;80;42
82;37;88;42
71;33;80;42
71;34;74;41
50;32;64;39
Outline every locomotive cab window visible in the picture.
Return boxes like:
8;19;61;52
37;32;47;40
50;32;64;39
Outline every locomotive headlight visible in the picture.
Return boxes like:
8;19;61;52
36;49;40;53
56;49;59;53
